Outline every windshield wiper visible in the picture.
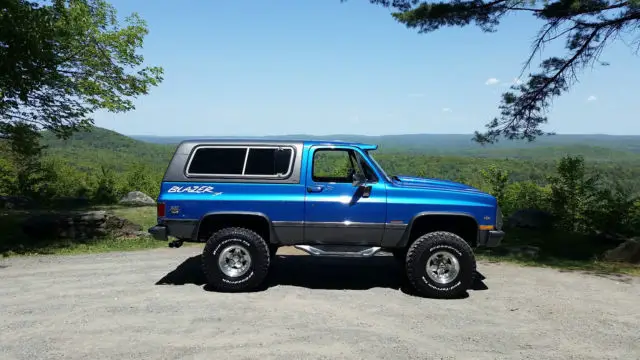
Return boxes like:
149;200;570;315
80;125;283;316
392;175;401;182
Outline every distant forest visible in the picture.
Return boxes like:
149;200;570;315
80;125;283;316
38;128;640;195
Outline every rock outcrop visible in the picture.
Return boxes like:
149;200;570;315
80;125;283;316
603;238;640;264
21;210;147;240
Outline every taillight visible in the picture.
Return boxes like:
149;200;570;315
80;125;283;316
157;202;166;217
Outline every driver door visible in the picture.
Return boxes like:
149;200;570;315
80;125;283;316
303;146;387;245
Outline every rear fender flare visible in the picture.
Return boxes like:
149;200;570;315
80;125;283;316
192;211;277;243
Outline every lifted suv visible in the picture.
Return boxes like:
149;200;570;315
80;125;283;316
149;139;504;298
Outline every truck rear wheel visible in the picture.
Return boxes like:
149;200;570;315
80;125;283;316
201;227;271;292
405;231;476;299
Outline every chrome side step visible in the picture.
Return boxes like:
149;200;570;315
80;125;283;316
294;245;382;257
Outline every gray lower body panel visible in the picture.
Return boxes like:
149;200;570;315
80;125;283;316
478;230;505;247
150;219;408;247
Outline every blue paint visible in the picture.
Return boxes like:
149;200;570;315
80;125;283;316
156;140;501;243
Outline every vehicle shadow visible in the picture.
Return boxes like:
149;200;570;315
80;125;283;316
155;254;488;299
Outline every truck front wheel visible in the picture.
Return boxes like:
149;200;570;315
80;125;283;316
201;227;271;292
405;231;476;299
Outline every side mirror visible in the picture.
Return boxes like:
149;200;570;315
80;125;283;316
352;172;366;186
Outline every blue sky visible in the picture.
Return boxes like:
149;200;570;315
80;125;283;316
94;0;640;136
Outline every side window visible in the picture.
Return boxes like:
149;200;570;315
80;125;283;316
187;147;246;175
312;148;358;183
244;148;293;176
186;146;294;177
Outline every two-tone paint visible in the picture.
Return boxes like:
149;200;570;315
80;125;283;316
150;139;504;248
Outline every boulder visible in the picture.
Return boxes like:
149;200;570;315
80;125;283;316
21;210;144;241
118;191;155;206
506;209;554;230
603;239;640;264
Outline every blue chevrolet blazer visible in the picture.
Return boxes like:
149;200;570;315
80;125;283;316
149;139;504;298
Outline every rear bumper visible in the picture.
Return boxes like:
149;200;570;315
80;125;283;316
148;220;198;242
478;230;505;248
148;225;168;241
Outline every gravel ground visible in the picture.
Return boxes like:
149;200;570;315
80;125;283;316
1;246;639;360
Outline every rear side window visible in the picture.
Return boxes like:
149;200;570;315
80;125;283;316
244;148;293;175
187;147;246;175
186;146;294;177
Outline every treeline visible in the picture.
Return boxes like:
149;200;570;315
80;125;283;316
2;138;639;241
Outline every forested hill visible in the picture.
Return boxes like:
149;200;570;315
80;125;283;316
40;127;174;172
14;126;635;197
39;127;640;166
131;133;640;160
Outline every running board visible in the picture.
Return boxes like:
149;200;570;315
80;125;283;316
294;245;382;257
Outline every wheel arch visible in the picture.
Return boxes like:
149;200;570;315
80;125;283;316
399;211;480;248
194;211;276;244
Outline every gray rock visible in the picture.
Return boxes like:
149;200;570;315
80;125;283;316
603;238;640;264
118;191;155;206
506;209;554;230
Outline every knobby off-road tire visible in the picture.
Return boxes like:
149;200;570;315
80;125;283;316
406;231;476;299
201;227;271;292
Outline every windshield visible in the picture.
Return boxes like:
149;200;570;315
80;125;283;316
366;151;392;183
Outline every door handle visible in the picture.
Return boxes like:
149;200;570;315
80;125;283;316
307;185;324;193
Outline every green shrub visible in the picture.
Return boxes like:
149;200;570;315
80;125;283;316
501;181;551;216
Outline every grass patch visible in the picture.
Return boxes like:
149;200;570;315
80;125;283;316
1;236;168;257
101;205;159;229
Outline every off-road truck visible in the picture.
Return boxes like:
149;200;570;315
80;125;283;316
149;139;504;298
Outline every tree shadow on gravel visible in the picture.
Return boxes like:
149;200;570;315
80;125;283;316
156;254;488;299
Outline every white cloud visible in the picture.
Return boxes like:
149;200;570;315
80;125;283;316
442;107;452;113
485;77;500;85
587;95;597;102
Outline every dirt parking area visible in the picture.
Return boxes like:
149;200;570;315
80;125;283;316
1;246;639;360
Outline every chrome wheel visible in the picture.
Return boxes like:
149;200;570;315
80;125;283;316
426;251;460;284
217;244;252;278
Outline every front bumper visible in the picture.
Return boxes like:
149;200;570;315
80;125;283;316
478;230;505;248
148;225;168;241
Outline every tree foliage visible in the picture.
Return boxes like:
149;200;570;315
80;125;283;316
0;0;163;141
360;0;640;144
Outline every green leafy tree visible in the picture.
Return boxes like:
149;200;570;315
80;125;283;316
360;0;640;143
480;164;510;205
547;155;599;232
0;123;55;198
124;163;160;199
502;181;551;215
1;0;163;172
92;165;123;204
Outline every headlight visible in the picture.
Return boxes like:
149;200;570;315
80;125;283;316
495;206;503;230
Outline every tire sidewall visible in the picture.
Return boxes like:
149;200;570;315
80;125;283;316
203;229;269;288
408;233;475;296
